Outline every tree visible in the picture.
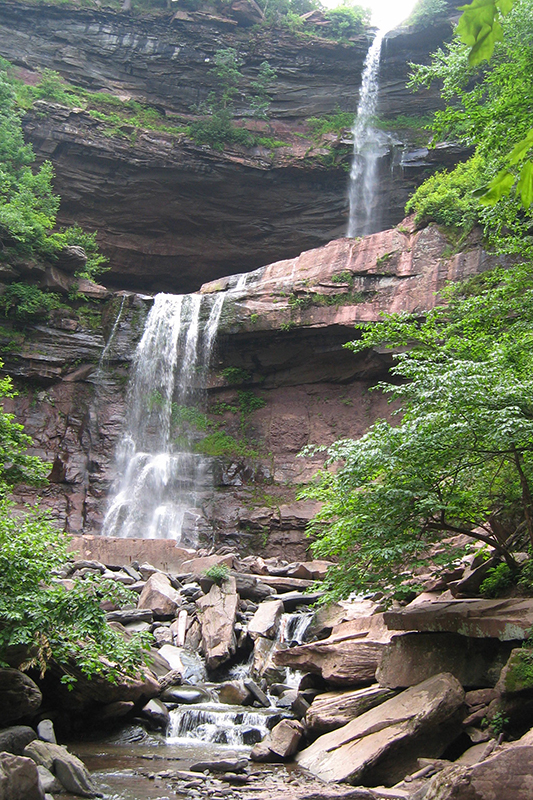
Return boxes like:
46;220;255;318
0;367;151;681
301;265;533;597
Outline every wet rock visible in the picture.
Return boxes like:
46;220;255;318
0;668;42;724
269;719;304;757
160;685;212;704
0;752;44;800
137;573;181;619
296;673;465;785
278;591;325;612
377;632;513;689
248;599;285;640
99;700;135;721
0;725;37;755
216;680;252;705
196;577;238;669
140;698;170;731
233;574;274;602
244;679;271;708
384;598;533;641
252;638;287;684
306;686;397;735
190;759;248;774
495;647;533;695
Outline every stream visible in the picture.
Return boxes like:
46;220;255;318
62;610;314;799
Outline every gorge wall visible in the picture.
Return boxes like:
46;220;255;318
0;0;464;292
2;222;500;558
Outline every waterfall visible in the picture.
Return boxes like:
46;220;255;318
347;31;385;238
167;703;273;747
102;290;226;544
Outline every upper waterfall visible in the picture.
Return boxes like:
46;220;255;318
347;31;385;238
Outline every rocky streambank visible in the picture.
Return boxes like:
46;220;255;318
2;537;533;799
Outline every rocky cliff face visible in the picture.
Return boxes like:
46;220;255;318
3;222;500;557
0;1;462;291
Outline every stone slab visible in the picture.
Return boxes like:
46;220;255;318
69;536;195;573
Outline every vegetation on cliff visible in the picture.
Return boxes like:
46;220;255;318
0;58;106;280
303;0;533;598
407;0;533;252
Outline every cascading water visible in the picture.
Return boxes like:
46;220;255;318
168;703;274;748
347;31;385;238
102;290;226;544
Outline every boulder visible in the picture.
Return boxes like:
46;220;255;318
140;698;170;731
495;647;533;695
274;636;387;686
423;742;533;799
0;752;44;800
36;720;56;745
0;669;42;724
377;632;513;689
248;599;284;640
56;245;87;274
306;686;397;735
296;673;465;785
196;577;238;669
23;740;101;797
137;573;180;618
384;598;533;641
216;680;252;705
180;554;235;577
0;726;37;755
36;764;62;793
160;685;212;704
252;637;287;684
252;719;304;761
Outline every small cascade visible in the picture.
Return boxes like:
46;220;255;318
102;290;226;544
96;295;127;374
279;610;314;646
347;31;385;238
167;703;272;748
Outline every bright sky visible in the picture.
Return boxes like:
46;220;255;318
322;0;420;32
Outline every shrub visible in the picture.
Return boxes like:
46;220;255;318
204;563;230;585
0;283;63;321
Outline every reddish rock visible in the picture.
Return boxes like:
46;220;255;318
196;576;238;669
0;669;42;725
296;673;465;785
306;686;397;734
384;598;533;641
137;573;180;618
0;752;43;800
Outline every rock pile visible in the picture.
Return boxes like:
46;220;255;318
3;541;533;799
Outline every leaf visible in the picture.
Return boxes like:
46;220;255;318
478;169;515;205
509;130;533;165
457;0;508;65
516;161;533;208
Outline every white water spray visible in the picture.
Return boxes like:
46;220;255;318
347;31;384;238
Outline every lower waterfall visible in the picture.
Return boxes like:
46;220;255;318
101;289;227;544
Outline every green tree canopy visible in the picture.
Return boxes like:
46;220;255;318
301;264;533;597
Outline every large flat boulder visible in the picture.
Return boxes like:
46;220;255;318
196;576;238;669
274;620;392;686
306;686;397;735
296;673;465;785
384;598;533;641
377;632;513;689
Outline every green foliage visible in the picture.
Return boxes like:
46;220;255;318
488;710;509;735
194;430;259;458
0;283;63;321
301;262;533;597
221;366;252;384
480;562;514;596
405;0;448;29
51;225;108;280
406;154;485;231
307;111;353;138
408;0;533;239
203;563;230;584
322;4;370;39
0;499;152;681
0;60;107;273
